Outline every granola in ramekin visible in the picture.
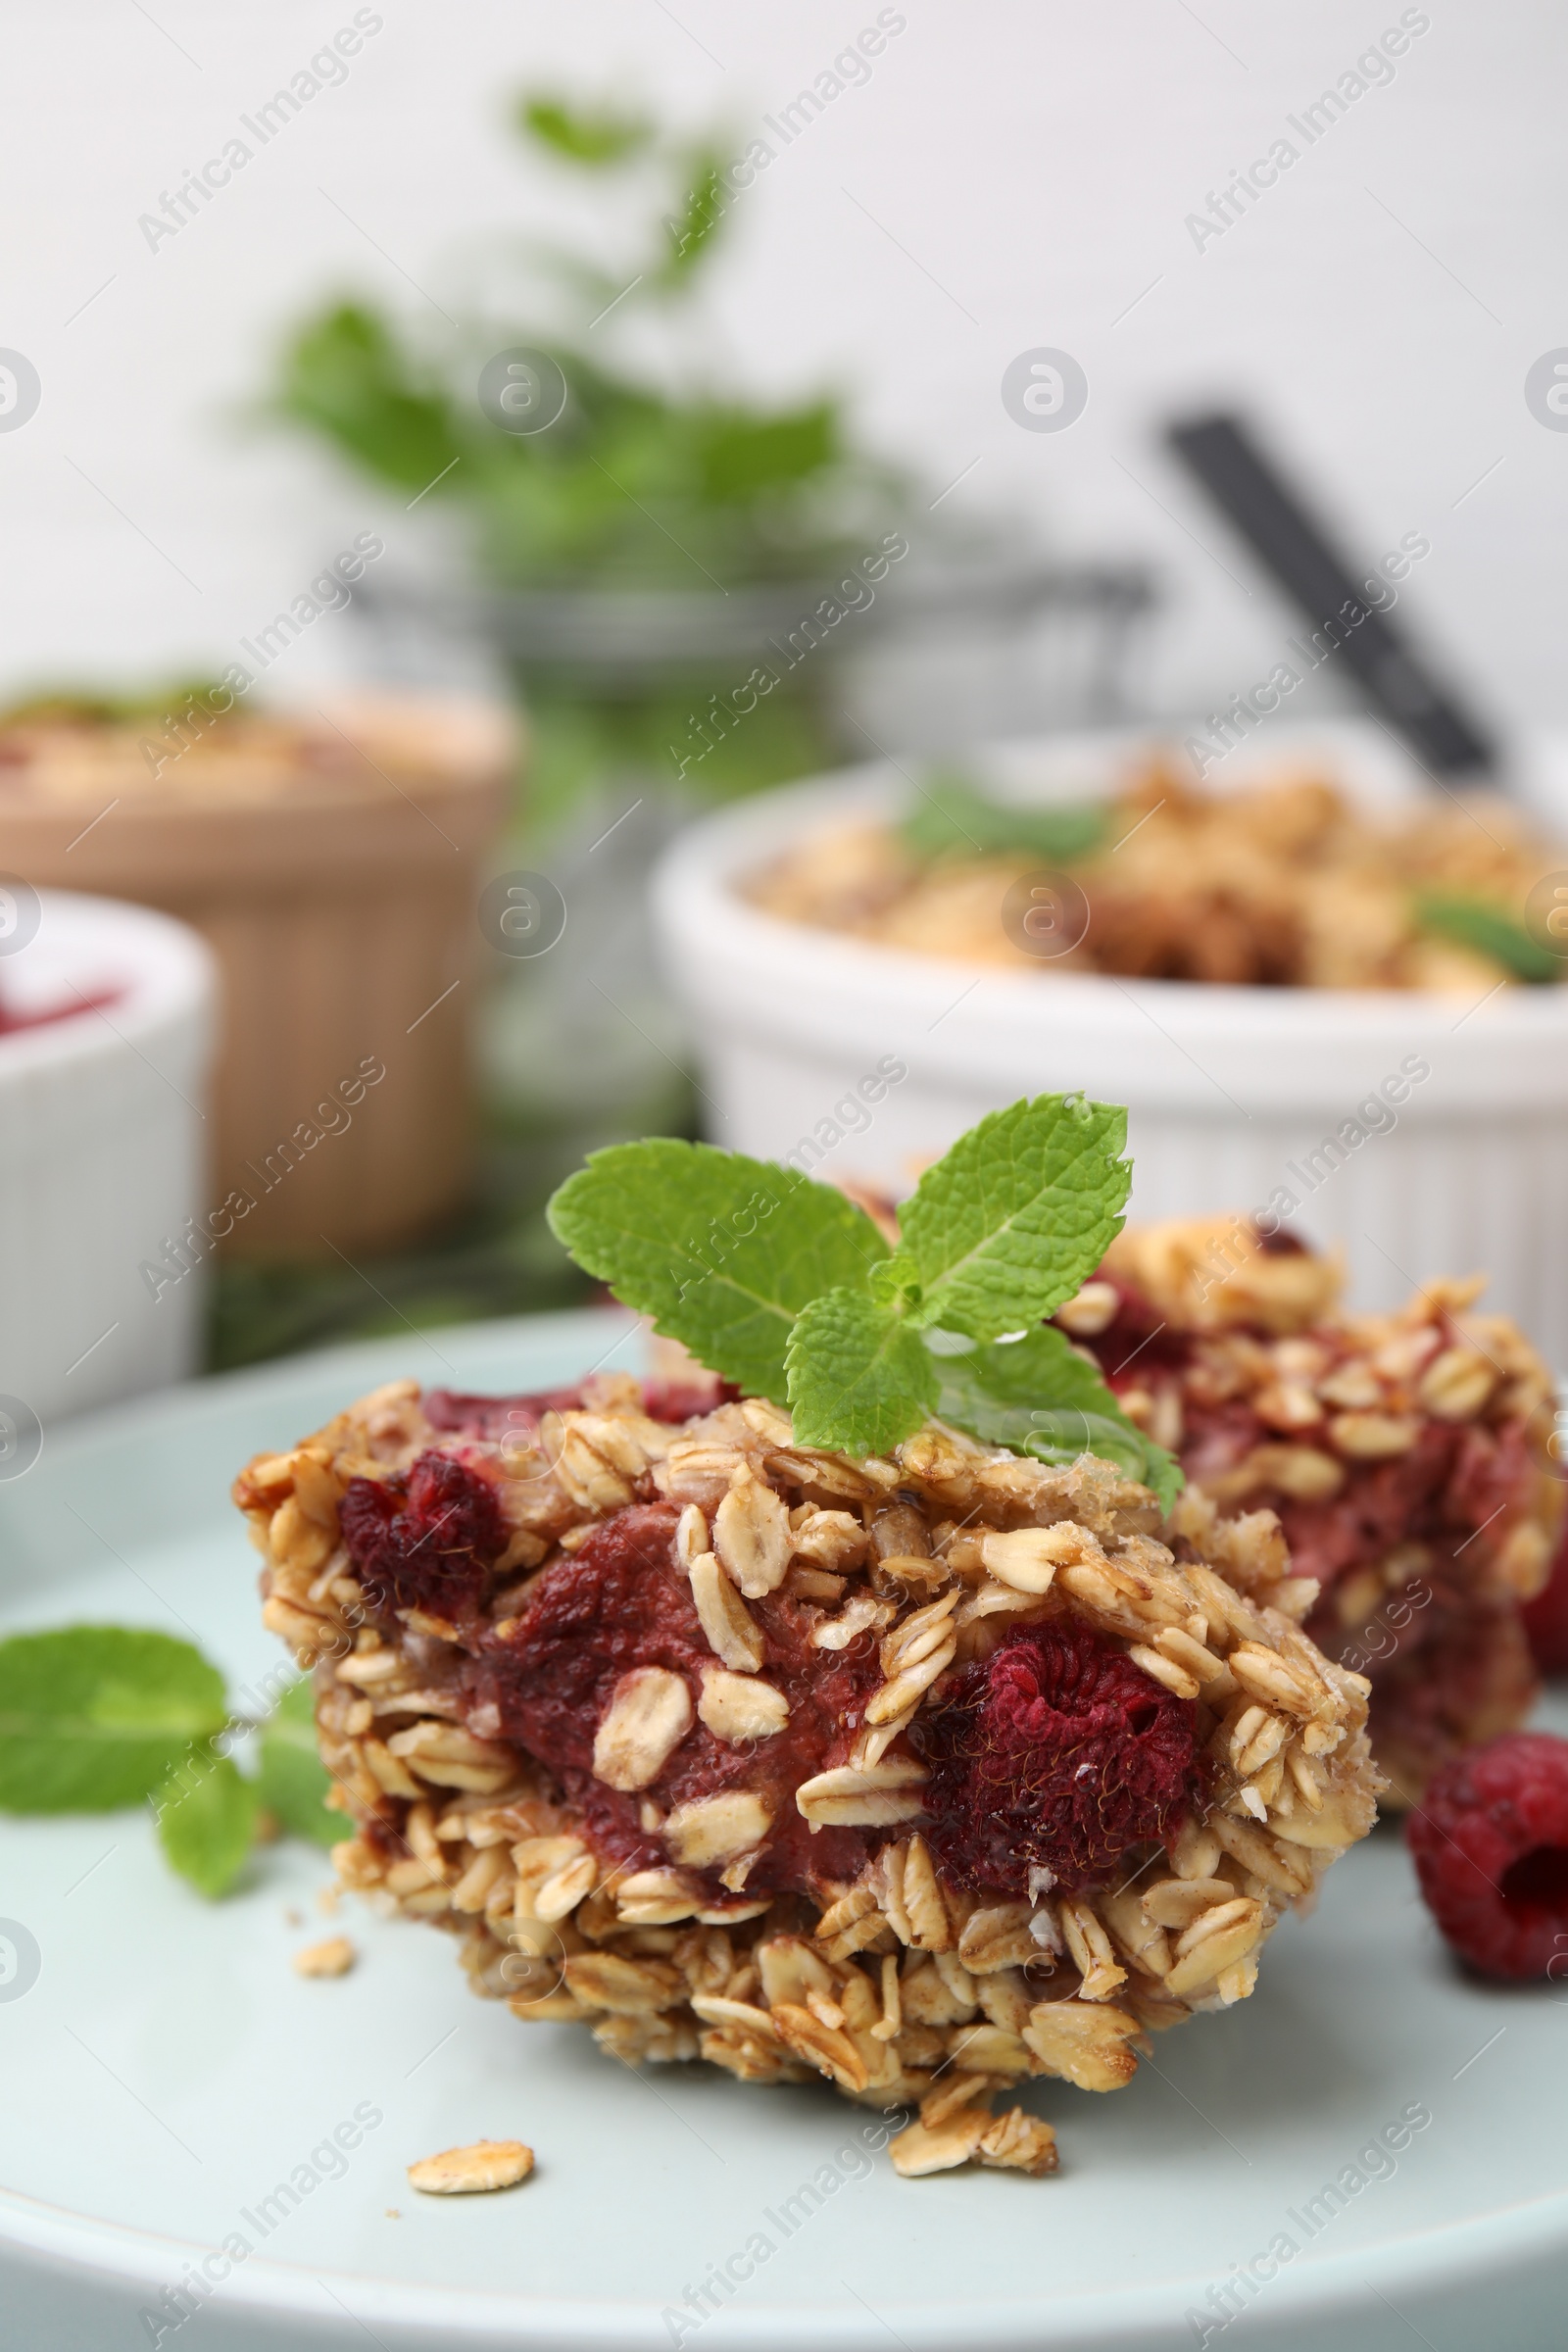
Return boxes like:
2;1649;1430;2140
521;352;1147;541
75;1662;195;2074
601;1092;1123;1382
746;765;1567;992
1056;1217;1562;1805
237;1367;1379;2178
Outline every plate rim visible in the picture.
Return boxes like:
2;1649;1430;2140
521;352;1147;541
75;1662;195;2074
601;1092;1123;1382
17;1302;641;1486
4;2169;1568;2350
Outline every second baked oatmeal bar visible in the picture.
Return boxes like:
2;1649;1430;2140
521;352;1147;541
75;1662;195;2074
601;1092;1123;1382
1057;1217;1561;1805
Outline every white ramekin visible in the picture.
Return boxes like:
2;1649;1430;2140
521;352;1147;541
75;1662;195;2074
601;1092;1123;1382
653;722;1568;1369
0;890;216;1430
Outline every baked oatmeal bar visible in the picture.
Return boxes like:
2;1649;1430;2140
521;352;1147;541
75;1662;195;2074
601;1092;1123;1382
237;1366;1379;2177
1056;1218;1561;1805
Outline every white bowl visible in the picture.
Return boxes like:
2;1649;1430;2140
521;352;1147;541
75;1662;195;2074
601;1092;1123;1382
653;721;1568;1368
0;888;216;1433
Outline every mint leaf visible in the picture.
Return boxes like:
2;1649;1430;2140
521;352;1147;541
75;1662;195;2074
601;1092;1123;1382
934;1325;1182;1512
0;1628;229;1813
548;1140;888;1400
904;772;1108;866
518;96;653;166
867;1252;924;1310
156;1748;259;1898
785;1289;940;1455
900;1096;1130;1342
1413;890;1558;985
257;1680;340;1850
660;152;729;280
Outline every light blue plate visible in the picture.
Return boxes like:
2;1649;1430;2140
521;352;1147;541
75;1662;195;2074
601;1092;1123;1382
1;1310;1564;2352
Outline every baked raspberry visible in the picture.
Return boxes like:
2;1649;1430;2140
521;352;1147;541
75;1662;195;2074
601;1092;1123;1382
340;1449;505;1621
422;1375;735;1441
1406;1731;1568;1979
639;1374;740;1423
473;1502;882;1892
422;1385;586;1442
477;1503;695;1778
1522;1526;1568;1676
910;1619;1200;1896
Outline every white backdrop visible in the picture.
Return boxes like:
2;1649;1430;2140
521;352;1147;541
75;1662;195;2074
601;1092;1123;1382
2;0;1563;734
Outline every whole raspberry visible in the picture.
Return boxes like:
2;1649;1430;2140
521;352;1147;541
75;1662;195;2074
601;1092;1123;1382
1406;1731;1568;1980
403;1451;505;1557
1522;1525;1568;1676
340;1449;504;1621
909;1619;1200;1897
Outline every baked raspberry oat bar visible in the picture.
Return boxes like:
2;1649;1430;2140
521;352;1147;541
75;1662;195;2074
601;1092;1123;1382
1055;1216;1561;1807
237;1102;1380;2177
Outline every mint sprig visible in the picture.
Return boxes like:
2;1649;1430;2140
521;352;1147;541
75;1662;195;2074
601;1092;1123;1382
546;1091;1181;1504
0;1628;338;1896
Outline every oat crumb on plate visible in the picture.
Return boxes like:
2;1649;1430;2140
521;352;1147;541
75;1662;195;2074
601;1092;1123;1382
292;1935;356;1978
407;2140;535;2194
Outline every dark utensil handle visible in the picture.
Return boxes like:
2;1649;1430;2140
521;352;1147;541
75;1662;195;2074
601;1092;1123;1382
1166;412;1495;777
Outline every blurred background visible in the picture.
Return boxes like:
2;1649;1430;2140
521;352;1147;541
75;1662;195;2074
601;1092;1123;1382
2;0;1565;1396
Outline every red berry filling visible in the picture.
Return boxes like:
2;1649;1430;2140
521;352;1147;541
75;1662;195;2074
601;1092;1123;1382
475;1504;700;1782
0;984;120;1037
340;1450;505;1622
909;1619;1200;1897
421;1375;736;1446
470;1502;883;1893
334;1395;1209;1909
422;1385;586;1443
1406;1731;1568;1980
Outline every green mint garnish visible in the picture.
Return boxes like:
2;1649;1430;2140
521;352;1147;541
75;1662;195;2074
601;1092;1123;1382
1412;890;1558;985
932;1325;1181;1513
0;1628;336;1896
903;770;1108;866
545;1092;1178;1503
156;1748;260;1898
0;1627;228;1813
897;1096;1130;1341
546;1138;889;1403
785;1288;940;1456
